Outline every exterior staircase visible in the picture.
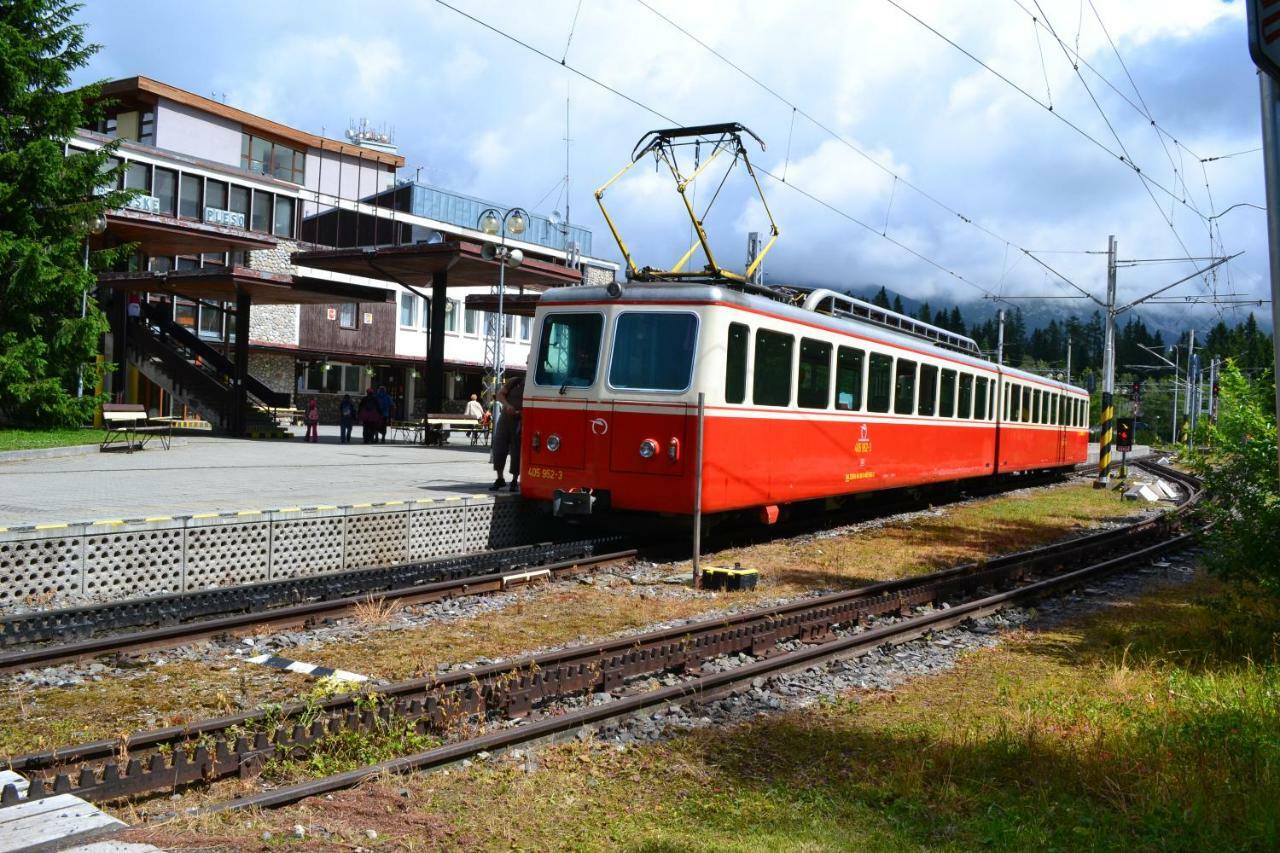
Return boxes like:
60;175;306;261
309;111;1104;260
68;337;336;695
128;303;292;438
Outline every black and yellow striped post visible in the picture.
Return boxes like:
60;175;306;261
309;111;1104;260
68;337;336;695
1095;391;1114;488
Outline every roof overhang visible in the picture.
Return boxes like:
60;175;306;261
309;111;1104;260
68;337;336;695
463;293;541;317
98;266;394;306
104;209;277;256
290;241;582;290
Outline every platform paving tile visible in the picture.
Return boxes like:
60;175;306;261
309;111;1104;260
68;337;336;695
0;427;502;528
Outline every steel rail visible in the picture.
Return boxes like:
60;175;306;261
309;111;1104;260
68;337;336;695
0;461;1196;809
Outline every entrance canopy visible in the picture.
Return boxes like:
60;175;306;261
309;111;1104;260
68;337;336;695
291;241;582;289
463;292;541;317
98;267;393;305
104;209;277;256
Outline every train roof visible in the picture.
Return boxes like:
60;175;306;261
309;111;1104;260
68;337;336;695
540;283;1087;395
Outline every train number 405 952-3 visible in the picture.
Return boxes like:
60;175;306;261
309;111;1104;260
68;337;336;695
526;466;564;481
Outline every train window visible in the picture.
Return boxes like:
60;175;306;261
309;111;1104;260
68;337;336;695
609;312;699;392
1032;389;1042;424
835;346;864;411
894;359;917;415
797;338;832;409
958;374;973;419
974;377;988;421
1021;386;1032;422
1052;394;1060;425
534;312;603;388
753;329;794;406
917;364;938;416
1040;390;1049;423
867;353;892;412
939;369;956;418
725;323;749;404
1005;384;1015;422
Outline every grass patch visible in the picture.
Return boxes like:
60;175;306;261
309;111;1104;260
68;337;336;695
149;573;1280;850
0;427;100;452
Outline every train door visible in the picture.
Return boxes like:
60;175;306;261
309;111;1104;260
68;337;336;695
1056;392;1068;465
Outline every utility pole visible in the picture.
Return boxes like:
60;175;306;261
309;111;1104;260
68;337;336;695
1171;345;1180;444
1185;328;1196;445
996;308;1005;366
1066;338;1072;385
1096;235;1118;489
1209;356;1220;423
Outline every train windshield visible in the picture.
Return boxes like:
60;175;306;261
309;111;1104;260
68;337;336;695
535;312;603;388
609;312;698;392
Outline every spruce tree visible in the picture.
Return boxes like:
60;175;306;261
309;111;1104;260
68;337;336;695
0;0;130;427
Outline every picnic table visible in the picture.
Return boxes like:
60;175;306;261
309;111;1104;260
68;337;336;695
100;403;173;452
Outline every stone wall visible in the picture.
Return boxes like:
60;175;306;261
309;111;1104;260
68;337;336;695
248;304;299;346
248;239;299;276
583;264;615;287
247;352;295;397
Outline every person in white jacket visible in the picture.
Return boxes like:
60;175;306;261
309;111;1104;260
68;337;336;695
464;393;484;420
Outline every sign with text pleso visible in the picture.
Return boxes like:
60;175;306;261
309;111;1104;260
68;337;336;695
1248;0;1280;78
205;207;246;228
124;195;160;214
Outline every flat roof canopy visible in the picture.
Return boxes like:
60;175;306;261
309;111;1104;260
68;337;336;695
105;209;278;256
464;293;540;317
291;241;581;289
99;267;394;305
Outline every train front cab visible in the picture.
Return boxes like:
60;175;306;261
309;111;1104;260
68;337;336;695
520;300;701;516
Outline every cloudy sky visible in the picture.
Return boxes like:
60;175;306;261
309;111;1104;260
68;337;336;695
72;0;1268;326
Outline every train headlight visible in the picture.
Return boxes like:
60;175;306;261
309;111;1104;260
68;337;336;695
639;438;658;459
546;433;561;452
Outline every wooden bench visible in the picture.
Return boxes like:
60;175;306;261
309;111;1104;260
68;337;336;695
424;415;488;447
101;403;173;452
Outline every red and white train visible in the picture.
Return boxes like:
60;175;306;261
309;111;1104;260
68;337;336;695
519;283;1089;519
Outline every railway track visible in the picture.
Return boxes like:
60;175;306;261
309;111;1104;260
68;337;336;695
0;464;1086;675
0;538;630;673
0;459;1199;814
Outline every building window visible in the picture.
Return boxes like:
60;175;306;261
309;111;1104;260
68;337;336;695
273;196;295;238
304;361;365;394
139;109;155;145
240;133;305;184
251;189;271;233
229;185;250;222
125;161;150;192
338;303;358;329
464;307;481;335
445;299;459;332
519;316;531;342
153;167;177;215
179;174;202;219
206;179;228;215
420;296;432;330
399;291;416;327
174;298;197;329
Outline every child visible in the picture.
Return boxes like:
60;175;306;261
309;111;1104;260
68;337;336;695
304;398;320;443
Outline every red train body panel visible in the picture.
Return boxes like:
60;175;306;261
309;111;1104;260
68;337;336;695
519;285;1089;517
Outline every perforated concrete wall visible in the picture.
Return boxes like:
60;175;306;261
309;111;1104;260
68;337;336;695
0;495;531;606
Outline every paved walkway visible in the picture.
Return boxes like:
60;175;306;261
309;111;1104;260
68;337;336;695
0;426;508;527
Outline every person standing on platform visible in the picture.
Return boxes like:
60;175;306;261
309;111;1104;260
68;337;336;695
490;373;524;492
303;398;320;443
338;393;355;444
358;387;380;444
376;385;392;443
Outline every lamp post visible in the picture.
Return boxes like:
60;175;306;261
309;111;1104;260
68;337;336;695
476;207;527;429
78;212;108;398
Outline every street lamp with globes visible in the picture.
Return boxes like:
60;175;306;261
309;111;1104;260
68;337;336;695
476;206;527;427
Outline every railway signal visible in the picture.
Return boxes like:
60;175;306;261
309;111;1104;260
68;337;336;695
1116;418;1134;454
